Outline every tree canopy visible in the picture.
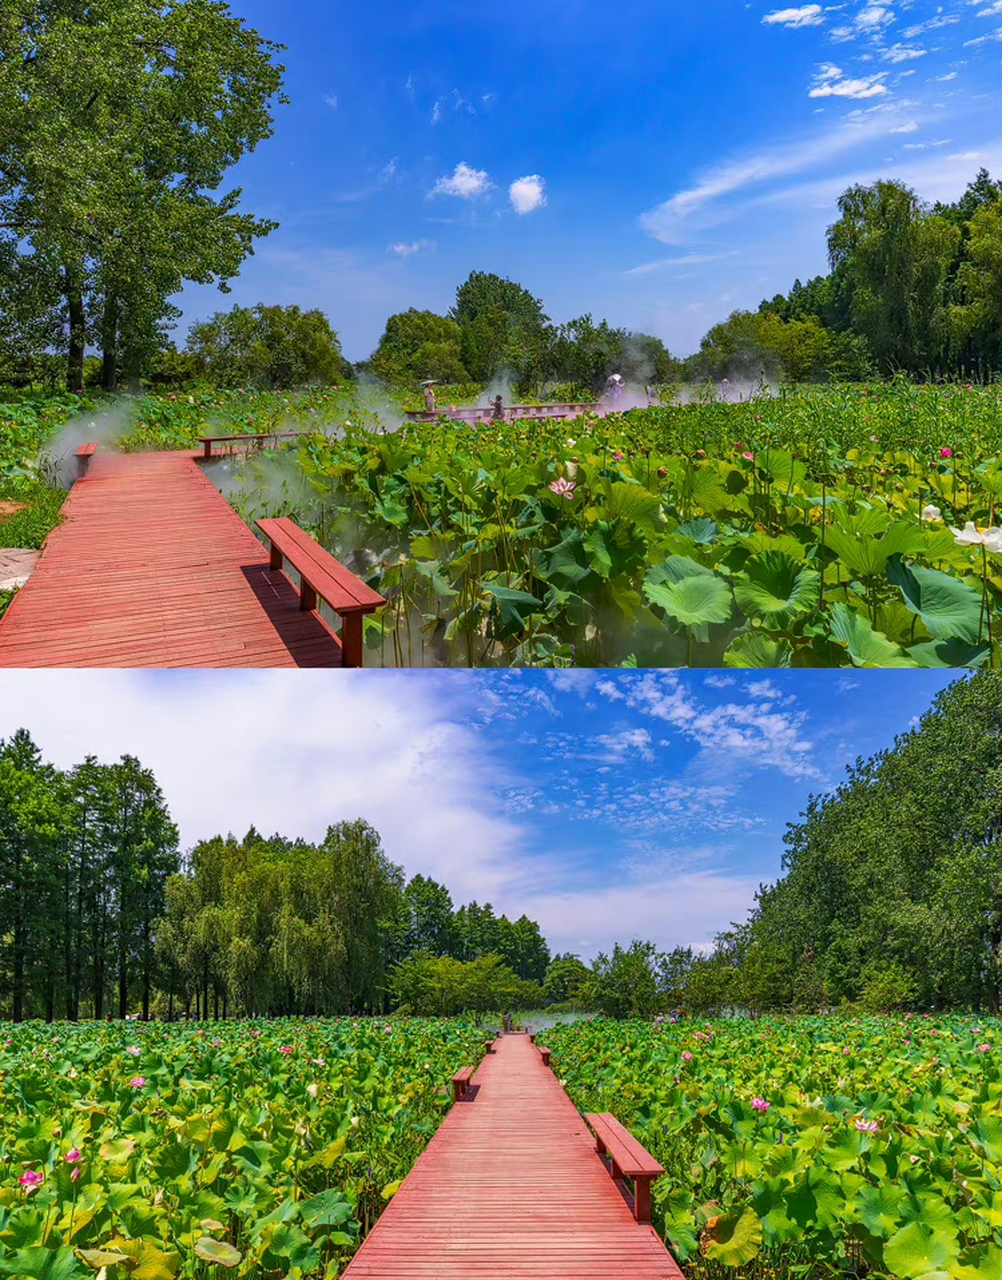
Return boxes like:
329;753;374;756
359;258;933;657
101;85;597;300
186;303;350;388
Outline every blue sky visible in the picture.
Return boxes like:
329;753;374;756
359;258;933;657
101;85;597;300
175;0;1002;361
0;669;959;959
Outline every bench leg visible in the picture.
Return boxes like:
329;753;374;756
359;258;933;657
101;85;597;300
269;544;283;572
452;1080;464;1103
203;442;212;460
635;1177;652;1224
341;613;364;668
300;579;318;612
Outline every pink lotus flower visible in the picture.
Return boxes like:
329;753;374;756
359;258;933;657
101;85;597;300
279;1046;294;1055
70;1167;81;1183
855;1119;879;1133
742;451;754;461
681;1051;693;1061
65;1149;81;1164
19;1170;43;1189
751;1098;770;1112
384;1025;392;1033
126;1046;140;1056
615;451;624;461
843;1047;851;1055
128;1076;145;1088
979;1043;992;1053
549;477;577;499
940;447;953;459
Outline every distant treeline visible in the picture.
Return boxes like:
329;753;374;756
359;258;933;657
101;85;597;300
0;730;550;1021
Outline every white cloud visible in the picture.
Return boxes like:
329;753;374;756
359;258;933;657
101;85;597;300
762;5;825;27
891;119;920;132
509;174;547;215
0;672;527;908
594;728;656;763
430;162;492;199
965;24;1002;41
626;252;735;276
389;240;433;257
594;672;821;781
976;0;1002;14
322;94;339;110
809;64;890;96
881;43;928;62
903;13;959;34
856;5;895;28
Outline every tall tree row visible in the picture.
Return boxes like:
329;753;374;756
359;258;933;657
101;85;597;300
0;731;178;1021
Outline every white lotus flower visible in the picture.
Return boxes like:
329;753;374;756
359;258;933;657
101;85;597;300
950;522;1002;552
921;505;941;522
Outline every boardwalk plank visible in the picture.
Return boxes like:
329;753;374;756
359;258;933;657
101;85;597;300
0;452;344;668
343;1035;684;1280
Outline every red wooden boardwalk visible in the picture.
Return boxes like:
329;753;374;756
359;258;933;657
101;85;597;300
344;1034;684;1279
0;451;344;668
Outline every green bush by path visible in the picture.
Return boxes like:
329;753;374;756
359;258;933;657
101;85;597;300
541;1014;1002;1280
0;1017;486;1279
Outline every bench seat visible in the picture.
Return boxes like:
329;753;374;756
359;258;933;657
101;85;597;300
76;442;99;480
585;1112;664;1223
452;1066;476;1102
537;1045;552;1068
255;517;385;668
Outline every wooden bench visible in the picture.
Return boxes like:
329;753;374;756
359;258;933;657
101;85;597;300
255;517;385;668
76;442;99;480
585;1113;665;1223
200;431;301;460
484;1039;498;1055
452;1066;476;1102
537;1045;552;1068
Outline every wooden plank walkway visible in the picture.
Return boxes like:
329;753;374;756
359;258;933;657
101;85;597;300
344;1034;684;1279
0;451;344;668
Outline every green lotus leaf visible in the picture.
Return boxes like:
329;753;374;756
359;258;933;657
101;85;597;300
484;584;543;638
909;638;991;668
887;556;985;643
644;558;732;628
953;1244;1002;1280
99;1138;136;1163
193;1238;242;1269
883;1223;960;1280
604;481;662;527
829;603;917;667
733;551;819;628
723;632;793;668
703;1205;763;1266
300;1188;353;1228
856;1183;906;1239
675;517;718;545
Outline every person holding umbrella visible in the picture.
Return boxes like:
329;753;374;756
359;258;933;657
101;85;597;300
421;380;438;413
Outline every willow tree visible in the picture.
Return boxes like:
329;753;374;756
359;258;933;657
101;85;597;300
0;0;286;390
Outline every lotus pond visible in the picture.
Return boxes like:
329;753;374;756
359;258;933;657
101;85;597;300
6;381;1002;668
540;1014;1002;1280
0;1017;485;1279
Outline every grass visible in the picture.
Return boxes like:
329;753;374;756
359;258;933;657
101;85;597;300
0;480;66;549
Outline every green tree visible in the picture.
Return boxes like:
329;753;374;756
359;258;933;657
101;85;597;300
543;954;591;1004
0;0;287;391
827;179;960;374
583;940;674;1018
187;304;350;389
370;309;467;384
450;272;550;384
389;951;542;1016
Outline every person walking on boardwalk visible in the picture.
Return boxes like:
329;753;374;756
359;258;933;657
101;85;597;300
490;394;505;421
421;381;437;412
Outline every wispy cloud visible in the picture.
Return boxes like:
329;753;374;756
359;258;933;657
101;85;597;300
639;108;897;243
322;93;339;110
762;5;826;28
626;252;736;276
809;63;890;97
